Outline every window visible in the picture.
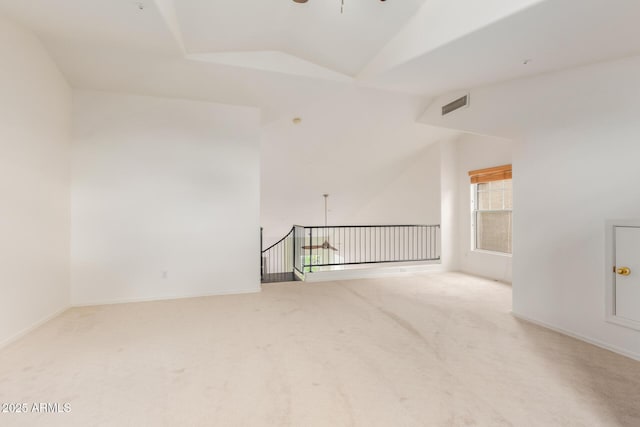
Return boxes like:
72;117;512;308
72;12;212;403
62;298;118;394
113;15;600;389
469;165;512;254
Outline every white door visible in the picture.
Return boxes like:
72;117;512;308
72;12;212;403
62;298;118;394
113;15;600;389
615;226;640;323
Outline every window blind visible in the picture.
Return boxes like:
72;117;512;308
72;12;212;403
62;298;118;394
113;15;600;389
468;164;512;184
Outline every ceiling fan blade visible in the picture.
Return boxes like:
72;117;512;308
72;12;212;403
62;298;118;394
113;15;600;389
320;241;339;251
302;245;324;250
303;241;339;251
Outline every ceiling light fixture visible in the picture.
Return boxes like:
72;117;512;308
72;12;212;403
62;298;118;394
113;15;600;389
292;0;387;14
342;0;387;14
302;194;338;252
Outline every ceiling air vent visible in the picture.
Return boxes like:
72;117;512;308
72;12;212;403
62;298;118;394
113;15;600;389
441;94;469;116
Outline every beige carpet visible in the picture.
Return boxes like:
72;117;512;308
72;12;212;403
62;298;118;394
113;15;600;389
0;272;639;426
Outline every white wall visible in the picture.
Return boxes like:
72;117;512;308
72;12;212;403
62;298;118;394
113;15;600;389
71;91;261;305
421;55;640;359
0;16;71;347
439;140;459;272
348;143;441;226
455;134;513;282
513;119;640;360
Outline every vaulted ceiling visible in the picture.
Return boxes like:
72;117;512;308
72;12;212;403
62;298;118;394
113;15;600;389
2;0;640;239
176;0;426;78
2;0;639;98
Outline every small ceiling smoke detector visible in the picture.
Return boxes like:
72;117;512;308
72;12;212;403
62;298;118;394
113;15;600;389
292;0;308;3
292;117;302;125
523;59;533;65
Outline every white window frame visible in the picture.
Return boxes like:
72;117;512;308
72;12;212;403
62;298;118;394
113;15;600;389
470;180;513;256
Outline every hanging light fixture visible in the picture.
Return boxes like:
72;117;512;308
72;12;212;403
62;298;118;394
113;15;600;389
302;194;338;252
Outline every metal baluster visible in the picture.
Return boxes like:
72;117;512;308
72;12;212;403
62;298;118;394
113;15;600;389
384;227;387;262
376;227;379;262
431;226;435;259
411;226;414;261
394;226;396;262
333;227;336;266
369;227;371;263
359;227;362;263
406;226;409;261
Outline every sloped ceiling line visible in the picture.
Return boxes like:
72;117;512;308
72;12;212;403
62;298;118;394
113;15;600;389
150;0;424;83
153;0;186;53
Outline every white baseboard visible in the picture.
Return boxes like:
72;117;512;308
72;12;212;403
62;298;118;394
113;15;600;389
72;287;262;307
0;306;70;351
1;288;262;349
304;263;443;283
512;312;640;362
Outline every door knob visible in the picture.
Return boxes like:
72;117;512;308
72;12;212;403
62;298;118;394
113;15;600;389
617;267;631;276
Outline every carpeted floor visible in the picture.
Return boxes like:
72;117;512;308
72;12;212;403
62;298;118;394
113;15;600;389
0;272;639;426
